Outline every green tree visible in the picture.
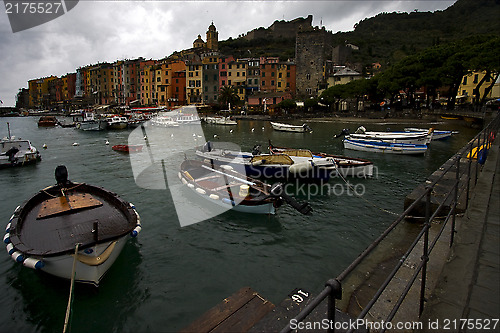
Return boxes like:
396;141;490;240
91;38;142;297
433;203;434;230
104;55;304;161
218;86;240;108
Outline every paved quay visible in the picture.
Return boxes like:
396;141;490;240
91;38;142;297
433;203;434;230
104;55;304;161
419;135;500;332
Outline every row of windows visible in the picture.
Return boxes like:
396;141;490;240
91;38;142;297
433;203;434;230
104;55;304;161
462;74;491;85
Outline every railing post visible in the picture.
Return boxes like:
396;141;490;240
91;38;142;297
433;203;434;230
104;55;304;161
466;144;472;210
419;187;431;316
325;279;342;333
451;155;460;247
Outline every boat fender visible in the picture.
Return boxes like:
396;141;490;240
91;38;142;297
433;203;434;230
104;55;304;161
289;161;313;174
177;172;182;180
14;206;20;214
196;188;206;195
222;198;235;206
6;243;15;255
221;165;234;171
209;194;219;200
9;214;16;222
183;171;194;181
187;183;195;189
3;233;10;244
131;225;142;237
239;185;249;197
11;251;24;262
181;178;187;185
23;257;44;270
5;222;11;233
478;149;488;165
251;159;264;166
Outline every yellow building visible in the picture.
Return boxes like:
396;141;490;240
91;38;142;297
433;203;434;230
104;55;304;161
186;60;203;104
458;71;500;103
227;60;246;101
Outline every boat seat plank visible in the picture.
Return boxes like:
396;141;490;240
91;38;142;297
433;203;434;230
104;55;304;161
180;287;274;333
37;193;103;219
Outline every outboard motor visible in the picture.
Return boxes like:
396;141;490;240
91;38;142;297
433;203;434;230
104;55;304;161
251;145;261;156
55;165;69;186
334;128;350;138
270;183;312;215
5;147;19;162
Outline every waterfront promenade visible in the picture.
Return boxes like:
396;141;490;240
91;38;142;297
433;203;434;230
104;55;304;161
419;133;500;331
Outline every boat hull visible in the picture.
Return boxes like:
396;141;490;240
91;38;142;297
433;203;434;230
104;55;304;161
39;235;128;286
404;128;452;140
179;160;280;214
107;123;128;130
270;122;310;133
347;132;431;145
77;120;108;131
268;145;374;178
344;139;427;155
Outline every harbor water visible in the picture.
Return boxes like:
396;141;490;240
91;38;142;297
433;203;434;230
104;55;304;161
0;116;479;332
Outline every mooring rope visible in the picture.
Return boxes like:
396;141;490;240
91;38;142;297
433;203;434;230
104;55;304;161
63;243;80;333
333;163;399;216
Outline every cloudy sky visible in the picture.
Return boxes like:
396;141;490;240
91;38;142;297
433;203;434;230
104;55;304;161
0;0;456;107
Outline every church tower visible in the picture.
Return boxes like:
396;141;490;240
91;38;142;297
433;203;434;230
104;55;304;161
206;22;218;50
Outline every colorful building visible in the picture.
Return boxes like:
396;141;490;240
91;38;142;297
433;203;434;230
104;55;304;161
458;71;500;104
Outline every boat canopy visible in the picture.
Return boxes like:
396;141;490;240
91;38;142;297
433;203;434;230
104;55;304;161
250;154;294;165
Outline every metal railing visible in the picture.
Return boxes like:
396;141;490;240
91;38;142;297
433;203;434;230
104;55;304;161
280;113;500;333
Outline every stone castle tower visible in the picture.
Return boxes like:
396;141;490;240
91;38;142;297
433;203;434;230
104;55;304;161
295;27;329;98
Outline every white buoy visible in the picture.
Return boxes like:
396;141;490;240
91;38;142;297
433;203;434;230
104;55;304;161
144;135;147;140
42;143;47;149
72;142;79;146
171;133;174;138
213;134;218;138
193;133;196;137
230;129;233;133
262;127;265;130
251;128;255;132
105;140;109;145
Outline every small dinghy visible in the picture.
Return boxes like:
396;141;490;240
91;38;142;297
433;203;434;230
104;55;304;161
4;166;141;286
270;122;312;133
112;144;143;153
268;142;374;178
179;160;312;215
343;138;428;155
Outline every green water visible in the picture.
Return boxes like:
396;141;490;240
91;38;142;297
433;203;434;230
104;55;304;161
0;116;478;332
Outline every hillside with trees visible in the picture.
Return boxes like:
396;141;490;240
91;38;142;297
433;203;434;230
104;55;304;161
219;0;499;69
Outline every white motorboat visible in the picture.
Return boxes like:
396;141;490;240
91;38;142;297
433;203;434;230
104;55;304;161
338;126;433;145
4;166;141;286
270;122;312;133
106;116;128;130
150;115;180;127
1;123;41;168
203;116;237;125
76;112;108;131
343;138;428;155
404;128;454;140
